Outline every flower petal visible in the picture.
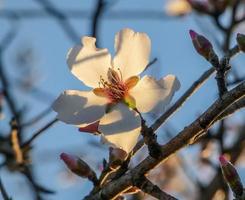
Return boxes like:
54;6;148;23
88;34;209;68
113;28;151;80
67;37;112;88
129;75;180;114
52;90;107;126
99;103;141;153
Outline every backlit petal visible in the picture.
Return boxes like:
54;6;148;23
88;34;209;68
165;0;192;16
67;37;112;88
99;103;141;153
129;75;180;114
113;28;151;80
52;90;107;126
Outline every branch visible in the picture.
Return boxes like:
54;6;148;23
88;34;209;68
85;80;245;199
91;0;107;44
0;9;169;20
215;96;245;121
0;178;11;200
133;176;178;200
35;0;80;43
132;66;215;156
21;118;58;148
21;106;52;127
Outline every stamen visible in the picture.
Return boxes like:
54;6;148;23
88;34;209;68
117;68;123;81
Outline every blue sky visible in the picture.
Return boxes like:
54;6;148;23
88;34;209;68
1;0;245;199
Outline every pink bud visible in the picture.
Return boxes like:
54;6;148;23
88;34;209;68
60;153;78;171
78;121;99;134
60;153;94;179
189;29;214;61
109;147;128;170
219;155;244;197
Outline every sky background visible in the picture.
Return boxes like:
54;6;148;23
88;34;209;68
0;0;245;199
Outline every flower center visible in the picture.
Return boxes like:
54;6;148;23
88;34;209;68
95;68;127;103
93;68;139;107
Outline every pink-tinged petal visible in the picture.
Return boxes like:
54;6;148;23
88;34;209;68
113;28;151;80
78;121;99;134
52;90;107;126
67;36;112;88
189;30;214;60
99;103;141;153
129;75;180;114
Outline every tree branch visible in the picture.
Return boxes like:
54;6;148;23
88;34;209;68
133;176;178;200
84;80;245;199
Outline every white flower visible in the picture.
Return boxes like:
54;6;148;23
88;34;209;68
52;28;180;153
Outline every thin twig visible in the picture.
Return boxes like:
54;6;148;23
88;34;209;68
91;0;107;44
35;0;80;43
0;178;11;200
21;106;52;127
133;176;178;200
21;118;58;148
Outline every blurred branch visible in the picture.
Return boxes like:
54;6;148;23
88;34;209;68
0;9;169;20
91;0;107;44
22;166;55;200
21;118;58;148
0;178;11;200
199;125;245;199
35;0;80;43
21;106;52;128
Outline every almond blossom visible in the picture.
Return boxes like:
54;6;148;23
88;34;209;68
52;28;180;153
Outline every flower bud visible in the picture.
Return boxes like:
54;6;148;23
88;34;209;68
219;155;244;197
237;33;245;52
60;153;96;180
189;30;215;61
187;0;210;13
109;147;128;170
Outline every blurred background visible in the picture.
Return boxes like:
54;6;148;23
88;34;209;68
0;0;245;199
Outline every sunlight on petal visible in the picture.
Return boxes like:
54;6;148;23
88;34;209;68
130;75;180;114
99;103;141;152
52;90;107;126
67;37;112;88
113;28;151;80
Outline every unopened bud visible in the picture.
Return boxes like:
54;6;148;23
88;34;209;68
60;153;96;181
189;30;216;62
237;33;245;52
109;147;128;170
219;155;244;197
187;0;210;13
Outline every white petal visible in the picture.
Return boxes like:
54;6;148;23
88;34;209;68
129;75;180;114
67;37;112;88
52;90;107;126
113;28;151;80
99;103;141;153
